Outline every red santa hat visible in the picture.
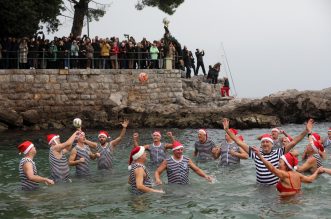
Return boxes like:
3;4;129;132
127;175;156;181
311;132;321;142
18;141;34;155
238;135;244;141
172;141;184;151
281;152;298;171
229;128;238;135
271;128;280;133
128;146;145;170
311;140;324;153
283;136;293;142
47;134;59;145
328;128;331;132
152;131;162;138
260;134;274;143
198;129;208;139
98;130;109;138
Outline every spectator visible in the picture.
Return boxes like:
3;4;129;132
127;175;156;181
85;40;94;69
189;51;196;75
220;76;230;97
195;49;206;76
100;39;110;69
70;40;79;69
19;38;29;69
211;62;221;84
183;46;192;78
48;41;58;69
149;42;159;69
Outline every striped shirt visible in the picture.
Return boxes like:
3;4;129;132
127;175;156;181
313;154;323;168
249;147;285;185
74;144;91;177
19;158;39;191
219;141;240;166
166;156;190;184
129;163;153;195
96;142;113;170
149;143;167;166
49;148;70;183
194;139;216;162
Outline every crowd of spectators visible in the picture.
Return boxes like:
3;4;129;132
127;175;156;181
0;31;196;72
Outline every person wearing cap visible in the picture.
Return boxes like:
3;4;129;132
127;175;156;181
69;131;100;177
222;118;314;185
251;146;322;197
322;128;331;149
257;128;284;149
212;128;248;166
296;133;325;174
133;131;175;168
301;132;326;161
154;141;213;185
47;131;80;183
84;119;129;170
18;141;54;191
128;146;164;195
193;129;216;162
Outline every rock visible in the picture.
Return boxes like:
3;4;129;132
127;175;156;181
0;122;8;132
21;109;40;124
0;109;23;127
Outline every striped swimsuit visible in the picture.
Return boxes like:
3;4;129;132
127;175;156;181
219;141;240;166
194;139;216;162
96;143;113;170
129;163;153;195
313;154;323;168
19;158;39;191
74;144;91;177
149;143;166;166
249;147;285;185
49;148;70;183
166;156;190;184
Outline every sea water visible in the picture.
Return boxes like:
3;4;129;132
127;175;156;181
1;122;331;219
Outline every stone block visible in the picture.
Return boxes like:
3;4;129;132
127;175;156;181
35;75;49;83
11;75;26;82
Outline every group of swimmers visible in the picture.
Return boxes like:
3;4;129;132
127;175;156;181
17;117;331;197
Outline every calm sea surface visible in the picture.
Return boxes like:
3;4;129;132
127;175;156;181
1;122;331;219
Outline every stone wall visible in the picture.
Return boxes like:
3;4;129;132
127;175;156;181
0;69;225;130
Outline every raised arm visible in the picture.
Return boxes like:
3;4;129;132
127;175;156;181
53;131;80;154
251;146;287;179
154;160;167;185
188;159;212;182
164;131;175;149
84;139;98;148
133;132;139;147
284;119;313;153
222;118;250;154
110;119;129;148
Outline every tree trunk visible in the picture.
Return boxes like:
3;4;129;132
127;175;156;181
71;0;88;38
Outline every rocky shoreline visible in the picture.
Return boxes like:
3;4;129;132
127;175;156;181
0;69;330;131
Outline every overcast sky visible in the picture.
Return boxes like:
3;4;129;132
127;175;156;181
50;0;331;98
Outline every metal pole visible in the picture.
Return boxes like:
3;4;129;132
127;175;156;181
86;8;90;38
221;42;237;97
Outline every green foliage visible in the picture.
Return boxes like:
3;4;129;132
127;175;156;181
135;0;184;15
0;0;63;37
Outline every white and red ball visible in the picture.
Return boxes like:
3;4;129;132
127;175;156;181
73;118;82;128
139;72;148;83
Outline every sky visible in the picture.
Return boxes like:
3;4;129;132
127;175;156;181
49;0;331;98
